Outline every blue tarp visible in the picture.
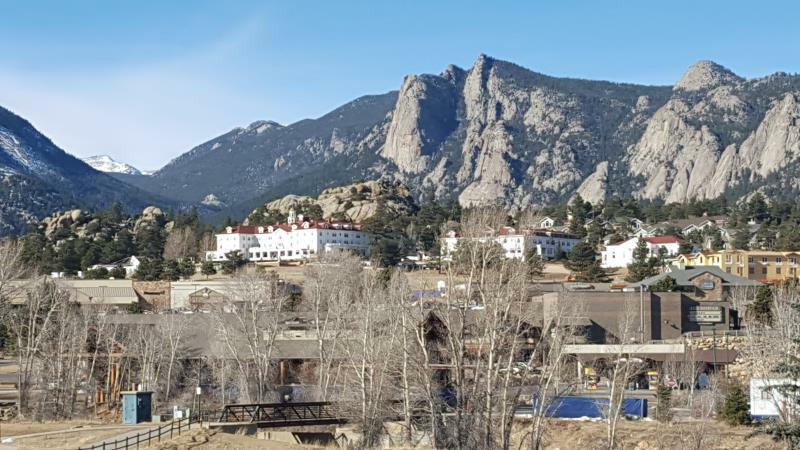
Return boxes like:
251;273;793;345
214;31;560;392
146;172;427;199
532;396;648;419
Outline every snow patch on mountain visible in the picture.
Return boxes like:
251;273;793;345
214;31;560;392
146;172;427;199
82;155;143;175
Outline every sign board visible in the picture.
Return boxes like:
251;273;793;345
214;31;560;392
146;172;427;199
689;305;723;323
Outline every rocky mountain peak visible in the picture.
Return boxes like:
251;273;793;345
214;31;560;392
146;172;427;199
246;120;284;134
674;60;743;92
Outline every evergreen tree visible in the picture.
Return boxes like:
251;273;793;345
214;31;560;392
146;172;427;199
161;259;181;281
221;251;245;274
718;384;751;426
568;194;590;236
747;285;774;326
525;249;545;280
650;276;680;292
748;193;769;223
733;222;752;250
57;240;81;275
565;242;608;282
201;261;217;279
179;259;196;279
373;238;403;268
136;226;165;259
656;384;672;422
626;239;660;282
134;257;164;281
109;265;127;279
84;267;109;280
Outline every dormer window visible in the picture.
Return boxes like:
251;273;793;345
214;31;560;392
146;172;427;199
267;226;274;232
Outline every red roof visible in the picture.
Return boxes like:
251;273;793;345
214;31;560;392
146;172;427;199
643;235;682;244
227;221;362;234
229;226;258;234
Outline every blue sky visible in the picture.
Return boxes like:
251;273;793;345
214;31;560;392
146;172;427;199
1;1;798;170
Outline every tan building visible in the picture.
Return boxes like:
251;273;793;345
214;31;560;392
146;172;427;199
675;250;800;282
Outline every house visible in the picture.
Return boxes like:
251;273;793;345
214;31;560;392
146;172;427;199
206;212;371;262
89;256;141;278
600;236;683;268
538;216;557;229
626;265;760;300
441;227;583;261
750;379;798;421
674;250;800;282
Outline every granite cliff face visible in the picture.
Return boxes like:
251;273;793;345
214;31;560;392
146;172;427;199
127;56;800;218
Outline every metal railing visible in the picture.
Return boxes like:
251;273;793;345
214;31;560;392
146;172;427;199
79;416;195;450
216;401;346;427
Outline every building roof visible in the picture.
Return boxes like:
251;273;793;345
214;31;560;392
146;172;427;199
628;266;761;290
223;220;364;235
643;235;683;245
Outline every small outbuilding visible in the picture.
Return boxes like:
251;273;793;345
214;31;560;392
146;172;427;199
121;391;153;424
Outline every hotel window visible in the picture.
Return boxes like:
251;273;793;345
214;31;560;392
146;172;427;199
777;267;782;274
762;257;768;263
748;256;754;263
777;257;783;264
792;257;798;265
762;267;768;275
749;267;754;274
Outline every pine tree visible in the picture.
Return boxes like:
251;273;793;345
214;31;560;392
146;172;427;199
733;222;752;250
718;384;751;426
201;261;217;279
626;239;660;282
568;194;589;237
133;257;163;281
565;242;608;282
747;286;774;326
656;384;672;422
525;249;545;280
221;251;245;274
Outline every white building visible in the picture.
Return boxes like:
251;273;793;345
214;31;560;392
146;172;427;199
600;236;683;269
88;256;141;277
206;216;371;262
750;378;799;421
441;227;583;261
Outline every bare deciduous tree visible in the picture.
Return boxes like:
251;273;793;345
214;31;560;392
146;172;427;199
163;227;198;261
214;268;288;402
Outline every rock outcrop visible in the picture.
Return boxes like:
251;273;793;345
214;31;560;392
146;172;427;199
127;56;800;215
247;180;416;224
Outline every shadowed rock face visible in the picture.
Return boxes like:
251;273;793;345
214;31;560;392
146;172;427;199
121;56;800;216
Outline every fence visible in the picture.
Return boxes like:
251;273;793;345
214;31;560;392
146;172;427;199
79;416;196;450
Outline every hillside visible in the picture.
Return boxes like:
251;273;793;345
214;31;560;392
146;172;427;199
0;106;178;234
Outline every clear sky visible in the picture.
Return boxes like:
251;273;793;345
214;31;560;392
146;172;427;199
1;0;798;170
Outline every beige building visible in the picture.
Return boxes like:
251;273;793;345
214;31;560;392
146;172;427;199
675;250;800;282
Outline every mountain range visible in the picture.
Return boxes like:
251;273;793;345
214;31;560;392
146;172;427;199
82;155;147;176
0;106;176;234
2;55;800;234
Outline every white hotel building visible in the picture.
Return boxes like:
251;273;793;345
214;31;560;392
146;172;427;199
441;227;583;261
206;215;371;262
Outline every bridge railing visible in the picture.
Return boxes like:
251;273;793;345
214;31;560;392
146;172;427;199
216;401;345;426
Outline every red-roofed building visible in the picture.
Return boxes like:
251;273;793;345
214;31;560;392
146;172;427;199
206;212;371;262
601;236;683;269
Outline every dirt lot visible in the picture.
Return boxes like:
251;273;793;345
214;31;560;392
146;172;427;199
535;419;781;450
1;419;782;450
0;421;144;450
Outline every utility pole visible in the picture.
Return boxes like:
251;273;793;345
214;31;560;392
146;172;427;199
711;326;717;375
